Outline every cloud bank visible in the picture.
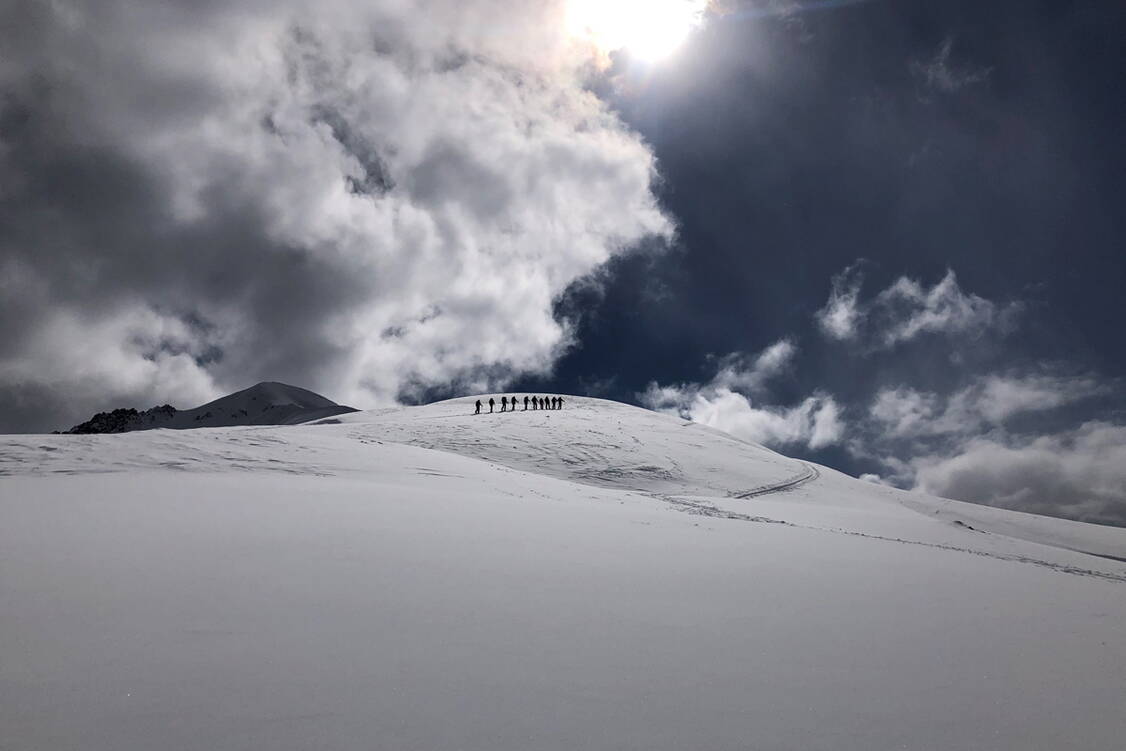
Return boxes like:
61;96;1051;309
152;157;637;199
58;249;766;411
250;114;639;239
0;0;673;431
868;373;1108;439
858;371;1124;526
912;423;1126;528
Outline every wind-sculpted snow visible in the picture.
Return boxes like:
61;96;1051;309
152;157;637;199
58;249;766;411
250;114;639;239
2;396;1125;751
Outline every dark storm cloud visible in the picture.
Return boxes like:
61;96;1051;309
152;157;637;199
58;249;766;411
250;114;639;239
534;0;1126;525
0;0;673;432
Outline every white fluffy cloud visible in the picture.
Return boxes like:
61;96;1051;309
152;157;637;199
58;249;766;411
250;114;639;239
876;271;1014;346
815;264;1019;347
687;388;843;449
815;265;864;340
0;0;673;431
711;339;798;392
640;339;844;450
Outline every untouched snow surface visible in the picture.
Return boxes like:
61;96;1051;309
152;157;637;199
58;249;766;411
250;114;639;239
2;396;1125;750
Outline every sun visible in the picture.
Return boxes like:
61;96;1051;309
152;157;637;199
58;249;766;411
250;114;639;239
566;0;707;62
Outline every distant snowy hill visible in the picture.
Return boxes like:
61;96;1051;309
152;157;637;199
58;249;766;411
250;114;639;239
3;395;1125;751
63;381;357;433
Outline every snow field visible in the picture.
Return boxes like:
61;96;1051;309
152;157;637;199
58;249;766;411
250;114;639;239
2;396;1124;750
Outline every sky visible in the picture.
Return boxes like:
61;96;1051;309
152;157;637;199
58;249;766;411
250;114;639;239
2;0;1124;525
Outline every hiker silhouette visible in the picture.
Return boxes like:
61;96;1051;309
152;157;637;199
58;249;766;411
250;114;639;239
473;394;563;415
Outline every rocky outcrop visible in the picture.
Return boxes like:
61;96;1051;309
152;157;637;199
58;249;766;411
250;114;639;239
66;405;178;434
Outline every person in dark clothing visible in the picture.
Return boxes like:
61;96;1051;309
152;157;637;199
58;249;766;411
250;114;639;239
489;397;495;413
540;397;547;410
475;399;481;415
501;396;507;412
558;397;565;409
552;397;559;410
524;395;529;411
509;395;516;413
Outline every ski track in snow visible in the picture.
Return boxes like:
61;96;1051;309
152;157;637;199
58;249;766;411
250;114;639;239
659;464;1126;584
663;493;1126;584
731;463;821;499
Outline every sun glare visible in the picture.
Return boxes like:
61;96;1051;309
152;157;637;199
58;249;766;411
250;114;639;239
566;0;707;62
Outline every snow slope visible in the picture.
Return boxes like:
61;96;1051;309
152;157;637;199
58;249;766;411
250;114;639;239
2;395;1124;751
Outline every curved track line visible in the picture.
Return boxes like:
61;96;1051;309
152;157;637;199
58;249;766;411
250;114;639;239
732;463;820;499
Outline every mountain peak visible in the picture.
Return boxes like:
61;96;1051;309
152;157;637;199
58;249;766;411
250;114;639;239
63;382;356;434
196;381;341;411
